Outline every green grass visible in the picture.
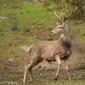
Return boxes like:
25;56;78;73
0;2;55;63
0;2;85;85
0;3;54;31
0;2;85;66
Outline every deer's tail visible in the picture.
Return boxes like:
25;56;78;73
21;45;33;53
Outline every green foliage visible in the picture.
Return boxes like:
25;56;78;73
43;0;60;10
0;3;54;31
42;0;72;18
43;0;85;19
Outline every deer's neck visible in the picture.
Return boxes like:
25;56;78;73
60;31;71;49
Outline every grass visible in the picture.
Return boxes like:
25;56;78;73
0;68;85;85
0;3;54;31
0;2;85;85
0;2;55;63
0;1;85;66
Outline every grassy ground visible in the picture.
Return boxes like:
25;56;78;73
0;2;85;85
0;2;85;66
0;68;85;85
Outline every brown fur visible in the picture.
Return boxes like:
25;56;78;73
29;40;71;62
22;18;72;83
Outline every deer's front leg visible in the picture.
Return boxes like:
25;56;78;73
55;55;62;80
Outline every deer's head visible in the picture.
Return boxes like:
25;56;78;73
51;12;65;35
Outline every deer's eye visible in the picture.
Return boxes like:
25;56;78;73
59;27;62;29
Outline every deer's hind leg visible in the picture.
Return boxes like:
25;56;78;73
23;56;43;83
23;62;33;84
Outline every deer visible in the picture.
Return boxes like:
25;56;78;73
21;13;72;84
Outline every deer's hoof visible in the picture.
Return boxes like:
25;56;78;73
54;77;58;80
